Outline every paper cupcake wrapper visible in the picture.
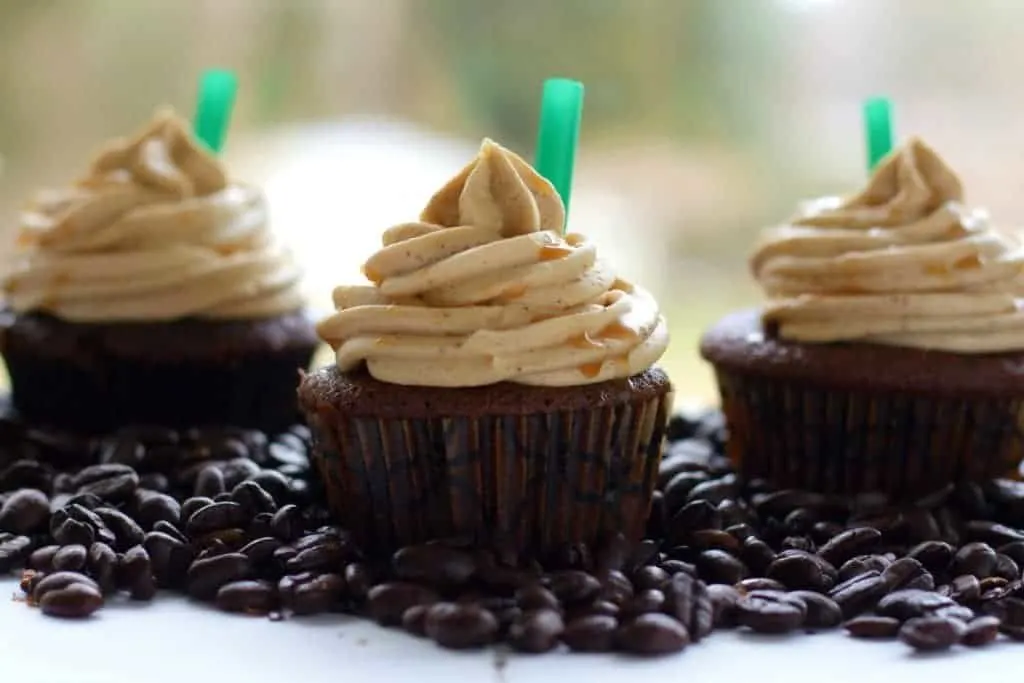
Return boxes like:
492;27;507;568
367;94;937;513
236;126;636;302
715;369;1024;496
305;394;670;555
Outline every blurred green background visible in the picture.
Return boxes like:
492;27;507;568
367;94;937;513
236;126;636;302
1;0;1022;404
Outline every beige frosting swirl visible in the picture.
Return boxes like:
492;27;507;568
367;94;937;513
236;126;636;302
752;138;1024;353
317;139;669;387
2;109;304;322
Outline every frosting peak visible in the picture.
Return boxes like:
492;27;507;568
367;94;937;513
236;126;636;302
752;138;1024;353
3;109;304;322
318;139;669;387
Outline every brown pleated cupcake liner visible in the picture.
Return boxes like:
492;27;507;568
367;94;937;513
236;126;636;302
714;369;1024;497
305;394;670;555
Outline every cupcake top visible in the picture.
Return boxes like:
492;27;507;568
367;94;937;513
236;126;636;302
2;108;304;322
317;139;669;387
751;138;1024;353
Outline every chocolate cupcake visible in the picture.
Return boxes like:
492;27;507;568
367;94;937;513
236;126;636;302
299;139;672;554
701;138;1024;496
0;109;317;433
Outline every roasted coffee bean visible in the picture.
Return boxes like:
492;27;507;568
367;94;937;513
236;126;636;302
515;584;560;612
899;615;966;651
52;518;95;547
393;544;477;587
685;476;736;507
617;613;689;655
739;537;777;576
179;497;214;525
94;507;145;551
214;580;278;614
230;480;277;517
507;609;564;653
736;577;786;593
659;559;696;576
881;557;931;591
788;591;842;630
0;460;52;493
695;549;748;585
39;581;104;618
52;544;87;572
27;545;59;572
950;574;981;604
766;552;829;592
290;573;346;615
547;570;601;604
0;533;32;571
595;569;634;606
0;488;49;534
670;500;721;537
135;493;181;530
152;520;187;543
249;470;290;502
425;602;498;649
844;615;901;639
73;464;139;501
998;540;1024;567
995;553;1020;581
934;604;975;622
119;545;156;600
344;562;373;602
401;604;430;636
979;576;1010;594
837;555;890;583
734;590;805;634
286;539;351;574
780;536;815;553
33;571;101;602
707;584;741;628
561;614;618;652
185;501;246;536
621;589;666;618
961;615;1001;647
828;572;889;619
270;504;305;542
238;536;281;566
87;542;118;594
631;565;669;590
193;465;226;499
816;527;882;567
663;471;709;513
876;589;956;621
186;552;251;600
951;542;998;579
367;582;440;626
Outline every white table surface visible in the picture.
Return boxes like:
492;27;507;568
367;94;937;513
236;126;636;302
0;577;1011;683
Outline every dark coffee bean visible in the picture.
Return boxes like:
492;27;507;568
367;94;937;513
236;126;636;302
393;544;477;587
663;471;709;514
690;529;740;554
425;602;498;649
998;541;1024;567
624;539;660;573
951;542;998;579
965;520;1024;547
28;545;59;572
402;604;430;636
0;460;53;493
736;577;786;593
695;549;748;585
881;557;930;591
766;552;829;591
670;500;721;537
194;465;226;499
810;521;844;544
33;571;101;602
633;565;670;590
214;580;277;614
995;553;1020;581
52;518;95;547
0;488;49;534
186;552;251;600
52;544;87;572
39;582;104;618
249;470;291;502
979;576;1009;594
344;562;374;602
238;536;281;566
152;520;187;544
286;539;351;574
94;507;145;552
583;600;620;618
135;493;181;530
961;615;1001;646
837;554;890;583
562;614;618;652
752;489;827;518
903;509;942;543
507;609;564;653
547;570;601;604
270;504;305;542
186;501;246;536
844;615;901;639
780;536;815;553
119;545;156;600
876;589;955;621
788;591;842;629
951;574;981;604
828;572;889;619
87;542;118;594
179;497;214;526
739;537;776;575
725;523;756;542
659;559;696;576
684;476;736;507
621;589;666;617
515;584;560;612
0;534;32;571
934;604;975;622
707;584;741;628
291;573;346;615
73;464;139;501
596;569;634;606
367;582;440;626
817;527;881;567
230;480;278;517
899;615;966;651
616;613;689;655
735;590;805;634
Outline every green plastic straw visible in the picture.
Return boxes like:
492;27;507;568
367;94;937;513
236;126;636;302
535;78;585;228
194;69;238;154
863;96;893;172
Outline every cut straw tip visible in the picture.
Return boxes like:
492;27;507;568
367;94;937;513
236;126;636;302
194;68;239;155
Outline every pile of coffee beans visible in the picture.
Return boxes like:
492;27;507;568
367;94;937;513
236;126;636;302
4;399;1024;658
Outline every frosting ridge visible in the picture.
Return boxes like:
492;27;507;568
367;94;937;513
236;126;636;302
752;138;1024;352
3;108;304;322
317;139;669;387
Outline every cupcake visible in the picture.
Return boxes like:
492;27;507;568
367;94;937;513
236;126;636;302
0;109;318;433
299;139;672;554
701;138;1024;496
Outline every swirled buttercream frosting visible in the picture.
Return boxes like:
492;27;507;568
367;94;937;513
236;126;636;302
317;139;669;387
751;137;1024;353
2;108;304;322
